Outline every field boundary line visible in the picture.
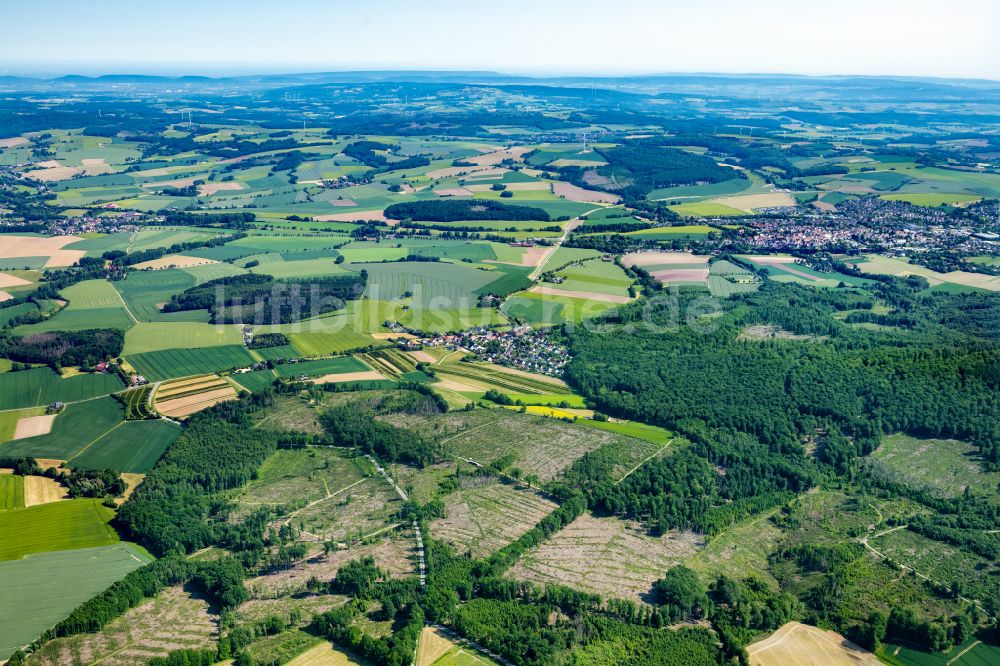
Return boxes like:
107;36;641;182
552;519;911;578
947;640;981;665
110;280;139;324
64;420;127;464
438;415;506;445
278;477;370;527
862;525;995;620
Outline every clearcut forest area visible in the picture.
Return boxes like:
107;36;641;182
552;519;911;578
0;69;998;666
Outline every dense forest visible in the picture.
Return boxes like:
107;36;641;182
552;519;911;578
0;328;124;369
558;142;740;199
162;272;367;324
384;199;552;222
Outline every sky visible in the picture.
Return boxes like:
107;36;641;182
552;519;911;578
1;0;998;80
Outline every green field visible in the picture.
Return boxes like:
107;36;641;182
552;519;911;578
0;543;154;660
70;419;181;473
1;397;123;460
231;369;278;392
123;321;244;355
0;476;25;510
273;355;370;378
878;637;1000;666
127;344;255;382
0;368;123;411
0;499;120;560
118;385;154;419
113;269;207;322
13;280;135;334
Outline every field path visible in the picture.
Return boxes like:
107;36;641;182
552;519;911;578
861;525;995;620
110;281;139;324
529;204;615;280
365;454;426;586
615;440;673;484
429;623;514;666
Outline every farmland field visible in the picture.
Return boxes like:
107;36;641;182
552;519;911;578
0;475;25;510
273;355;371;378
0;499;120;560
127;344;255;381
123;321;243;355
69;419;181;473
0;544;153;660
0;368;123;411
153;374;238;418
747;622;880;666
0;397;124;460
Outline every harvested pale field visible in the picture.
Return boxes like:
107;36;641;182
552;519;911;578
0;291;11;303
431;482;558;558
25;165;82;182
34;459;66;472
0;137;29;148
852;255;1000;291
23;476;68;507
310;371;385;384
836;185;875;194
80;158;106;166
462;168;509;180
434;378;484;393
465;146;532;166
622;251;709;268
155;386;238;419
435;187;474;197
487;245;549;268
747;622;880;666
370;332;416;340
425;165;494;179
315;210;389;222
199;181;244;196
743;255;797;263
155;375;227;398
508;513;704;603
35;161;61;168
649;268;711;283
552;181;620;204
117;473;145;505
26;585;218;666
0;234;86;268
415;627;455;666
133;254;219;270
287;642;369;666
405;350;436;364
713;192;796;211
813;200;837;212
527;285;631;303
247;538;415;597
328;198;357;207
0;273;32;288
12;414;57;440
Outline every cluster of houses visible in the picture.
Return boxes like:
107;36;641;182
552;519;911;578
416;326;569;377
723;196;998;255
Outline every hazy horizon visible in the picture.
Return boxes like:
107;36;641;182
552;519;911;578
2;0;997;80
